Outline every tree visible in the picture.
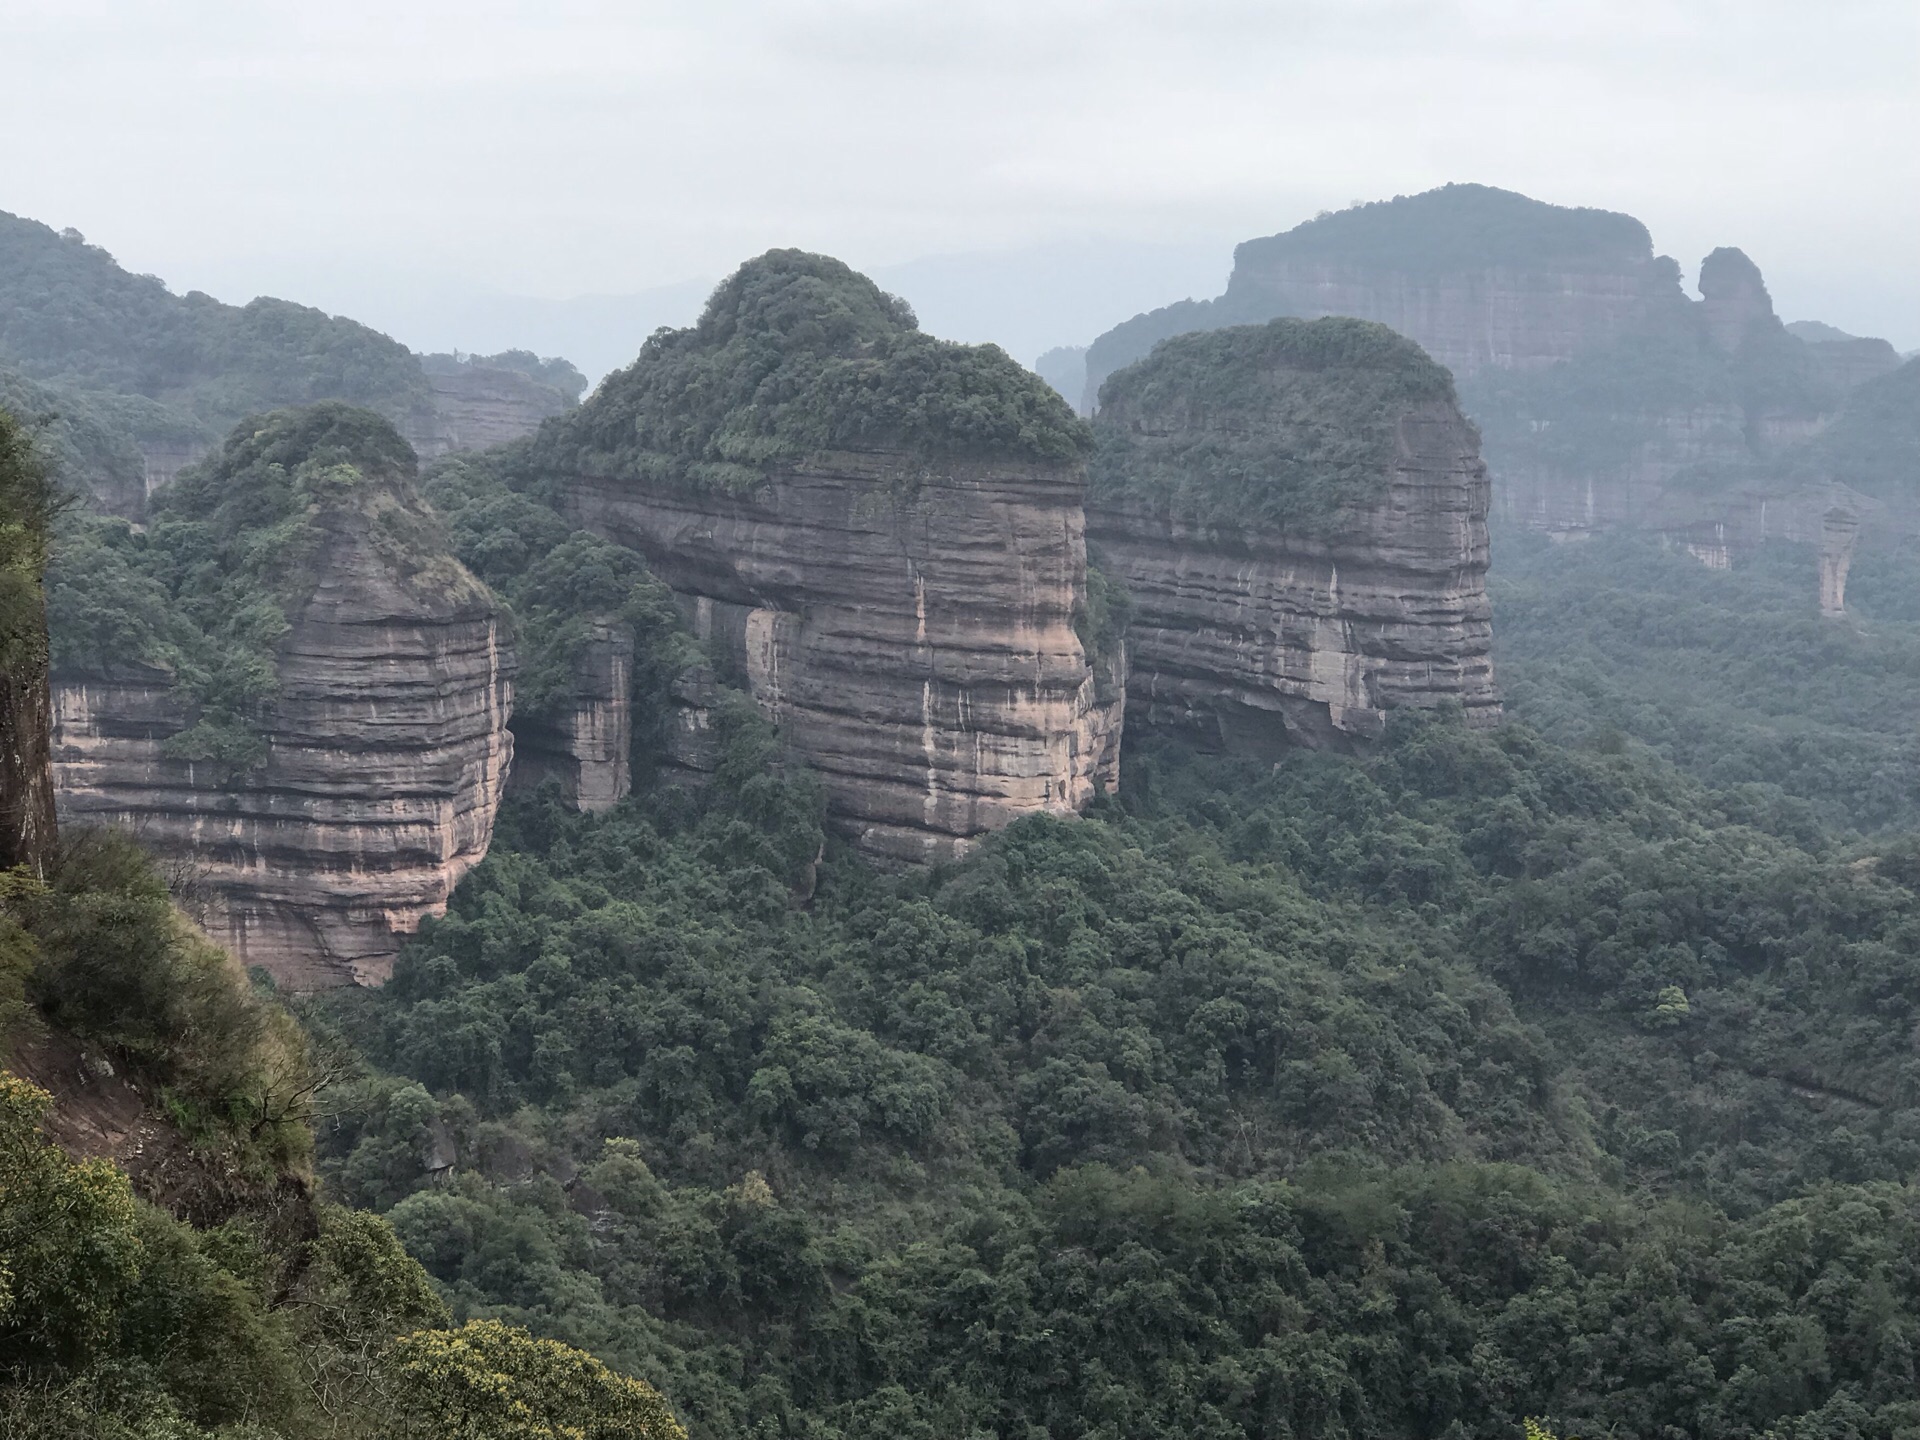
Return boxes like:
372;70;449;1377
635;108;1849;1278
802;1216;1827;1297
386;1319;684;1440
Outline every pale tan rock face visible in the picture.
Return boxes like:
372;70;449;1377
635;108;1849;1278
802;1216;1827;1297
508;620;633;812
51;515;513;989
410;369;573;460
563;450;1117;863
1088;399;1499;751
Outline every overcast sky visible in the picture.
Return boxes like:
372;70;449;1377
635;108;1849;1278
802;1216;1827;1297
6;0;1917;367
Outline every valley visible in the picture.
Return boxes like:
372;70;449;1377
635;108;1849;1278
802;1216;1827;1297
2;173;1918;1440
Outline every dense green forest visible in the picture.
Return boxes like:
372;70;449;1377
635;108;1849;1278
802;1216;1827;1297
1;407;683;1439
1488;525;1920;832
0;210;428;441
11;265;1920;1436
255;439;1920;1439
312;713;1920;1439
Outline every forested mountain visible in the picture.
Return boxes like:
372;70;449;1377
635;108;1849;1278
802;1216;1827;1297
1;404;681;1437
0;211;581;517
258;435;1920;1439
8;213;1920;1440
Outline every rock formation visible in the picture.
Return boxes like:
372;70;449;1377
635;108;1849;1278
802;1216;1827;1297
1083;185;1686;406
48;406;513;987
1086;318;1498;752
506;620;632;811
410;360;579;460
1786;322;1904;394
529;250;1122;863
1080;187;1903;600
1818;507;1860;618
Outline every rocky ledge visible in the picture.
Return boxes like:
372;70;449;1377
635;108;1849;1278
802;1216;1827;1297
49;406;513;987
1086;318;1498;751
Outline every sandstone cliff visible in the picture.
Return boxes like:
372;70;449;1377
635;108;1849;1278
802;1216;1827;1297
528;250;1121;863
506;618;632;811
1083;185;1685;407
1086;317;1498;751
410;355;581;460
47;405;513;987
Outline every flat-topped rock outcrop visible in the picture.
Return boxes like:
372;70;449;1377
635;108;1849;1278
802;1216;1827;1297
1086;318;1498;751
528;250;1122;863
47;405;513;987
1082;187;1901;591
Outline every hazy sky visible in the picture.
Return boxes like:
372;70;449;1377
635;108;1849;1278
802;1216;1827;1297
6;0;1917;364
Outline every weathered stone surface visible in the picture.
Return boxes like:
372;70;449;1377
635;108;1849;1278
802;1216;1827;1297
1088;323;1497;751
52;505;513;989
507;619;632;812
410;367;573;460
564;451;1119;863
1084;185;1684;404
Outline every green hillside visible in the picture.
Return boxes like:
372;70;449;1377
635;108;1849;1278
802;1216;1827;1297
277;458;1920;1438
0;211;428;436
1089;316;1457;527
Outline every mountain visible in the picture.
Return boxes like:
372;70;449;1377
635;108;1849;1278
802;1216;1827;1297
0;211;575;516
45;404;514;987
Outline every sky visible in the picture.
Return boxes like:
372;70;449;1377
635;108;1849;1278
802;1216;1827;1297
5;1;1916;374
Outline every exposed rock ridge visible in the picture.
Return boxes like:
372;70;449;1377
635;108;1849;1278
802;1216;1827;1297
1086;319;1498;752
566;449;1121;862
410;368;574;460
1084;185;1681;404
1079;187;1901;601
530;249;1120;863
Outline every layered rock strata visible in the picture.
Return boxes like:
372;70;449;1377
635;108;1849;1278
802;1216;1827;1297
506;620;633;812
1086;318;1498;752
50;408;514;987
1084;184;1686;406
534;249;1120;863
411;367;575;460
567;452;1122;862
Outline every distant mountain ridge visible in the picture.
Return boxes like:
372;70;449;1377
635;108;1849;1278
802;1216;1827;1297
0;210;577;515
1080;183;1912;609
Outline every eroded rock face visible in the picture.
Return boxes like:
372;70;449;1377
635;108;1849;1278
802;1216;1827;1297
411;368;574;460
565;451;1120;862
1081;189;1898;603
53;514;512;987
507;620;632;812
1084;185;1683;404
49;407;514;987
1087;319;1498;752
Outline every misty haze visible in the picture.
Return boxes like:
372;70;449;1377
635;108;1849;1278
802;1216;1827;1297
2;5;1918;1438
